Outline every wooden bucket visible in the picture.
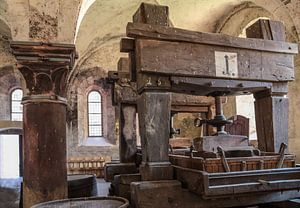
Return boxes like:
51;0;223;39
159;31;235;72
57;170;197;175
31;196;129;208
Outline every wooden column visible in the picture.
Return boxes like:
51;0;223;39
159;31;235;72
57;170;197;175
116;58;138;163
247;19;289;152
119;104;137;163
254;89;289;152
133;1;173;181
10;42;76;208
137;91;173;180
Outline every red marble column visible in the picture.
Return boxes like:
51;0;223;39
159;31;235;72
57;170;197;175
10;42;76;208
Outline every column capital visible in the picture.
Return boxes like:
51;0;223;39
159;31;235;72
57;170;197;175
10;41;77;97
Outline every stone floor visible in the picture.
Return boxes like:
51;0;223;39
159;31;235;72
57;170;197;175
0;177;110;207
2;178;300;208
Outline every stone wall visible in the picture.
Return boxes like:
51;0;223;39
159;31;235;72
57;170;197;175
67;67;118;159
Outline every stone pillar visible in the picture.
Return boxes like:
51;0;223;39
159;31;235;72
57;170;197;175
10;42;76;208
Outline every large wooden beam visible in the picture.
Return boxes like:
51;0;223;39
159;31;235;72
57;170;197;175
127;22;298;54
134;38;295;82
137;92;173;180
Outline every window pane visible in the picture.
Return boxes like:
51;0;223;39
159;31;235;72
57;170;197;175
11;89;23;121
89;125;102;136
88;114;102;125
88;91;101;102
12;89;23;101
11;113;22;121
88;103;101;113
12;101;22;113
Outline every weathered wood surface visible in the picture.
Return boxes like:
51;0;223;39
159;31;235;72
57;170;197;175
225;115;250;137
117;57;129;71
113;82;137;104
120;38;135;52
170;154;295;173
137;91;173;180
133;3;169;26
113;173;141;200
135;39;295;82
246;19;286;41
193;135;249;152
137;92;171;163
130;179;300;208
119;104;137;163
104;162;138;182
254;95;289;152
174;165;300;197
127;22;298;54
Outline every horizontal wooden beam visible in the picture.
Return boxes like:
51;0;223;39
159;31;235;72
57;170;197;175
135;39;295;82
127;22;298;54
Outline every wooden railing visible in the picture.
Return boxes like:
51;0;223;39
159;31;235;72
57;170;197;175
67;157;106;177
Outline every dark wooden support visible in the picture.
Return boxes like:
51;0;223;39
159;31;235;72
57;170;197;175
246;20;290;153
19;134;23;177
133;3;169;26
254;89;289;152
119;104;137;163
10;41;76;208
246;19;286;41
137;91;173;180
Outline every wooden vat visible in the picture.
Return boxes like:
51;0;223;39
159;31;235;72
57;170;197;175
31;196;129;208
170;154;296;173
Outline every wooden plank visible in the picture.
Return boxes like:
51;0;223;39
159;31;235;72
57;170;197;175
117;57;129;72
127;22;298;54
135;39;295;82
246;19;286;41
254;95;289;152
171;105;208;113
133;3;169;26
120;38;135;52
137;91;171;163
171;77;273;96
193;135;249;152
114;83;137;104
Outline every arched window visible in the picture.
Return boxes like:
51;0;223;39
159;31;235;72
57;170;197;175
88;91;103;136
11;89;23;121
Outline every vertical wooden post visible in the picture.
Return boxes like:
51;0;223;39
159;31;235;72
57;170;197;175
133;3;172;180
10;42;76;208
119;104;137;163
116;58;138;163
137;91;173;180
247;19;289;152
254;90;289;152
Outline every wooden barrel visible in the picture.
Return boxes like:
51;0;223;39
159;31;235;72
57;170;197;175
31;196;129;208
67;174;97;198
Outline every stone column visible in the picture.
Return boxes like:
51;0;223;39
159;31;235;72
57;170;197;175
10;42;76;208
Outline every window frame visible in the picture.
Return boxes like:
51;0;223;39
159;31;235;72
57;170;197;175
87;90;103;137
10;88;23;121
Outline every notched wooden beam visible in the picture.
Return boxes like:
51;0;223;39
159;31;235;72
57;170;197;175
120;38;135;53
133;3;169;26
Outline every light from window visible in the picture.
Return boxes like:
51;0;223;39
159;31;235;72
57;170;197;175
88;91;103;136
11;89;23;121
